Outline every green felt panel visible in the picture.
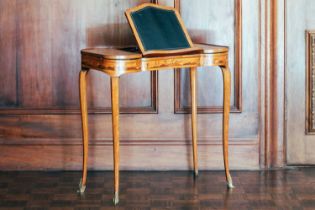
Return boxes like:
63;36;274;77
130;6;191;51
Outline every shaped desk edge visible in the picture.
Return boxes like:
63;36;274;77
81;44;229;77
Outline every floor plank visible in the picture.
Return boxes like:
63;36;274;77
0;168;314;209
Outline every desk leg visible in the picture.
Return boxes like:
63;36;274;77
221;66;234;189
78;69;89;194
190;67;199;176
111;77;120;205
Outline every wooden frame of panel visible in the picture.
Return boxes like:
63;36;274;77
305;30;315;134
0;0;159;115
174;0;242;114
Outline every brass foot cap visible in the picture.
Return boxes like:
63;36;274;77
77;179;86;194
227;181;235;189
113;192;119;205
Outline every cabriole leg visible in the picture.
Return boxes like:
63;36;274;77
78;69;89;194
220;66;234;189
190;67;199;176
111;77;120;205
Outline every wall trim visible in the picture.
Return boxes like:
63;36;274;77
0;137;259;146
260;0;285;168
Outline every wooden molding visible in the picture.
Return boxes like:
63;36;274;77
174;0;242;114
306;31;315;134
1;137;258;146
261;0;285;168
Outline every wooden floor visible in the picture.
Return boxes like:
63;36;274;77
0;168;314;210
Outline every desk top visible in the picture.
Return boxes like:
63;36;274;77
81;44;228;60
81;44;229;76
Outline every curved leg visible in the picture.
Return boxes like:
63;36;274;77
78;69;89;194
190;67;199;176
220;66;234;189
111;77;120;205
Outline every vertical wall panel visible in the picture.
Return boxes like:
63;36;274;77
183;0;235;106
17;0;54;107
286;0;315;164
0;0;156;112
51;0;83;107
82;0;154;110
0;0;17;107
175;0;242;113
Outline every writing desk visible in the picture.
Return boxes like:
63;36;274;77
78;43;234;204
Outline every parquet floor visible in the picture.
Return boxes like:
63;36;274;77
0;168;314;210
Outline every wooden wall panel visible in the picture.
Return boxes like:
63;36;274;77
51;0;83;107
286;0;315;164
174;0;242;113
0;0;157;114
0;0;17;107
82;0;157;112
17;0;54;107
0;0;262;170
0;144;258;170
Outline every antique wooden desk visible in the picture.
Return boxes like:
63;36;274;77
78;44;234;204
